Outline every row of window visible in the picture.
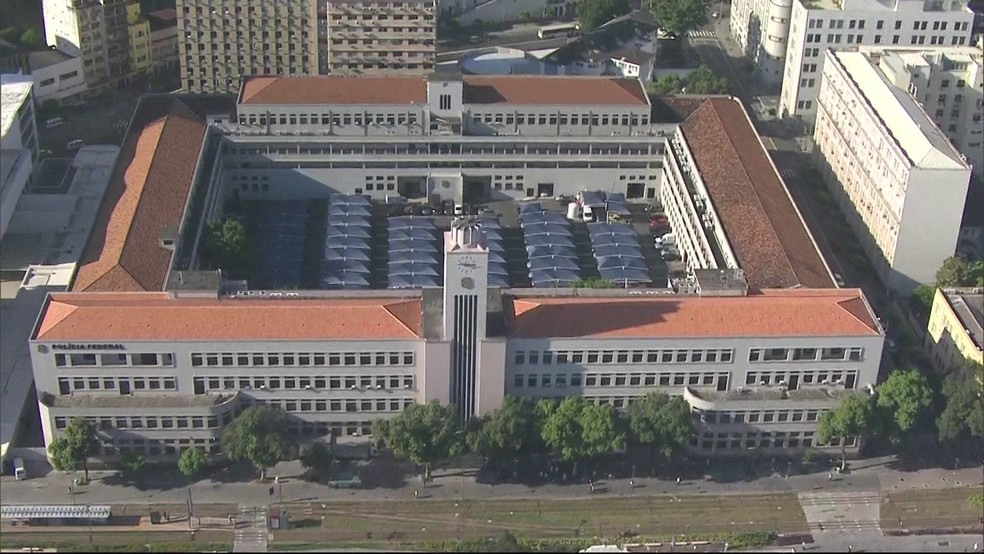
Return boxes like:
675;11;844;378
54;413;232;431
471;112;649;127
57;376;176;395
192;374;415;393
689;430;838;451
254;397;414;414
512;371;731;391
694;407;826;425
100;442;219;458
748;347;864;363
240;111;422;127
513;349;735;366
55;352;174;368
745;369;859;389
802;32;966;48
190;351;415;368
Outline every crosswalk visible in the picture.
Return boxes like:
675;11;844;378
688;30;717;39
113;119;128;130
233;505;268;553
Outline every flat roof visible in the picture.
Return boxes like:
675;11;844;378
238;75;649;107
944;289;984;353
1;74;32;141
680;98;834;289
28;49;75;71
507;288;880;339
832;50;968;170
34;293;423;341
71;97;206;293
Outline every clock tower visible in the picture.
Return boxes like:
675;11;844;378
443;217;489;420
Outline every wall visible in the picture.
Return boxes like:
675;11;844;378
456;0;550;25
31;55;87;104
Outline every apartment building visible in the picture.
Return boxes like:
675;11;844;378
925;287;984;374
855;45;983;175
814;49;972;292
126;2;152;75
0;74;38;240
147;9;179;72
176;0;324;94
42;0;135;87
730;0;795;85
777;0;974;123
326;0;436;76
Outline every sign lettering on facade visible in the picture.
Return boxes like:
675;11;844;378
51;343;126;351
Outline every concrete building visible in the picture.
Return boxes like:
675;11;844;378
660;98;836;289
1;75;39;241
541;10;663;82
730;0;795;85
27;50;88;105
147;9;178;73
326;0;437;76
175;0;324;94
126;1;153;76
851;45;983;176
775;0;974;123
925;287;984;373
42;0;136;88
814;49;972;292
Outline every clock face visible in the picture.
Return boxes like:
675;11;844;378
459;255;478;274
461;277;475;290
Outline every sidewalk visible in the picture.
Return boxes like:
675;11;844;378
1;455;980;508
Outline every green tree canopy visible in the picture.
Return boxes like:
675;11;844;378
627;393;693;469
221;405;290;480
376;400;462;480
577;0;632;31
934;257;983;288
0;27;21;44
178;447;207;478
540;397;624;462
48;418;99;481
646;73;683;96
19;28;43;49
299;442;333;474
684;65;731;94
937;361;984;444
817;394;875;467
120;449;146;474
875;369;935;442
466;396;542;463
647;0;708;37
910;284;937;314
202;217;252;279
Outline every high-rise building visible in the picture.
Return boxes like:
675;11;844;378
42;0;136;87
126;1;153;75
175;0;324;94
325;0;436;76
813;48;972;291
740;0;976;123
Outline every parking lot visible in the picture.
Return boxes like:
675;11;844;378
251;193;677;291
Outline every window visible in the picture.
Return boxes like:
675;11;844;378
821;347;846;360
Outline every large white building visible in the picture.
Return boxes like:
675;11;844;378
42;0;134;88
27;50;88;105
814;49;972;292
24;75;884;465
1;74;38;241
851;45;983;176
773;0;974;122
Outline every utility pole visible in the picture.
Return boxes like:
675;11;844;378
186;488;194;529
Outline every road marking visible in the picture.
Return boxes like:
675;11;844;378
688;30;717;38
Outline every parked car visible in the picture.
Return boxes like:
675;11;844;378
420;207;433;216
66;139;84;151
833;272;846;287
662;252;681;262
478;207;496;215
46;117;66;130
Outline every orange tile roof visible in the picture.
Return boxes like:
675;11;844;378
680;98;834;289
240;76;428;105
72;99;206;292
34;293;423;341
507;289;880;338
238;75;648;106
462;76;649;106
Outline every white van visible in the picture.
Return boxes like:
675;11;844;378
13;457;26;480
582;204;595;222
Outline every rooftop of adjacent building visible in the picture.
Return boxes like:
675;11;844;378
0;73;33;140
238;74;650;107
857;44;984;75
800;0;971;13
27;49;76;71
685;385;859;403
942;287;984;351
147;8;177;32
830;49;970;171
676;97;836;289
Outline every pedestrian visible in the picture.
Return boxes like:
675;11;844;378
164;512;169;522
827;472;833;481
676;477;681;485
629;479;634;489
414;489;419;499
848;545;852;553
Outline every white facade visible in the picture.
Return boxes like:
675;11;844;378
779;0;974;123
814;49;972;292
29;51;87;105
730;0;794;85
0;75;38;240
42;0;133;87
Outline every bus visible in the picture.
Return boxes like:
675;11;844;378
538;22;582;39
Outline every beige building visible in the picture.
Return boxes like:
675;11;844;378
42;0;136;87
175;0;324;94
325;0;436;75
126;2;153;75
925;287;984;374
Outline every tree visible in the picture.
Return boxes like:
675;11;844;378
936;256;968;287
627;393;693;471
178;447;207;478
577;0;631;31
817;394;875;469
683;65;731;94
937;361;984;444
202;217;252;279
647;0;708;38
874;369;935;442
519;11;533;22
376;401;462;480
0;26;21;44
48;418;99;481
120;449;146;474
299;442;333;475
910;284;936;314
466;396;541;465
646;73;683;96
19;28;43;49
221;405;290;480
540;397;624;463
